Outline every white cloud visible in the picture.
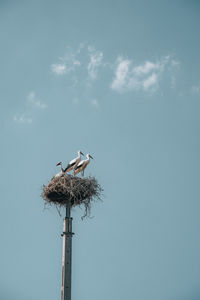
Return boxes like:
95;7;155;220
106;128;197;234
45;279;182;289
51;63;66;75
50;43;179;101
143;73;158;90
111;55;177;93
13;114;32;124
111;58;131;92
87;46;103;80
133;61;159;76
27;91;47;109
50;43;104;91
51;45;82;77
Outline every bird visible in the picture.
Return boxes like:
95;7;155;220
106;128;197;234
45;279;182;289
64;150;84;173
56;161;65;172
55;161;65;177
74;154;93;176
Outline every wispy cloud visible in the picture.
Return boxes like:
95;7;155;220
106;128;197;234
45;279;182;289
171;59;180;67
51;63;67;75
191;84;200;94
91;99;99;108
73;97;79;104
111;55;179;93
51;45;82;76
87;46;103;80
51;43;180;102
13;91;47;125
133;61;160;76
13;114;32;124
51;43;104;87
142;73;158;90
171;75;176;89
111;58;131;92
27;91;47;109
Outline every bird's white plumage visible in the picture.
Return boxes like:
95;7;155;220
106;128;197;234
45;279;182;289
74;154;93;176
55;171;63;177
69;157;77;165
65;150;84;173
55;161;65;177
76;160;84;168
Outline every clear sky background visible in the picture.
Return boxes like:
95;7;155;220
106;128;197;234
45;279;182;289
1;1;200;299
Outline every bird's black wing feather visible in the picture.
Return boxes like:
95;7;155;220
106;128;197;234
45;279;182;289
74;161;84;170
64;161;76;172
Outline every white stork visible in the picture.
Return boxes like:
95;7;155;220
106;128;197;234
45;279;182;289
74;154;93;176
55;161;65;177
64;150;84;173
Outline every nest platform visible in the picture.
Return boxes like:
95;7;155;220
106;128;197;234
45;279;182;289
42;174;102;218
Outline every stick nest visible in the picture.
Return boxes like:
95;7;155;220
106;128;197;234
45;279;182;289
42;175;103;218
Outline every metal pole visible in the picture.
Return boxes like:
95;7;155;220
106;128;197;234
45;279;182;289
61;201;73;300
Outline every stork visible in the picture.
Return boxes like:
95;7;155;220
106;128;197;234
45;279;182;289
64;150;84;173
74;154;93;176
55;161;65;177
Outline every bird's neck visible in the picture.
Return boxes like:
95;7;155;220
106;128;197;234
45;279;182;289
60;163;64;172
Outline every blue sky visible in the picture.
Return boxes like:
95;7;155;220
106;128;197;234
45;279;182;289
1;1;200;300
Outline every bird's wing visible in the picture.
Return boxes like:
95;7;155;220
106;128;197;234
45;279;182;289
69;157;77;165
64;157;77;171
75;160;84;170
82;161;89;171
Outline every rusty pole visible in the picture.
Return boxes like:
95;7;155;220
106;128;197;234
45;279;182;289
61;201;73;300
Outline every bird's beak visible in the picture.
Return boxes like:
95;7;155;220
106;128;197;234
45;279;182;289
89;155;94;159
56;162;61;166
80;151;84;156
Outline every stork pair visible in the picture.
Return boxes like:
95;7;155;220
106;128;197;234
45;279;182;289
56;150;93;177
